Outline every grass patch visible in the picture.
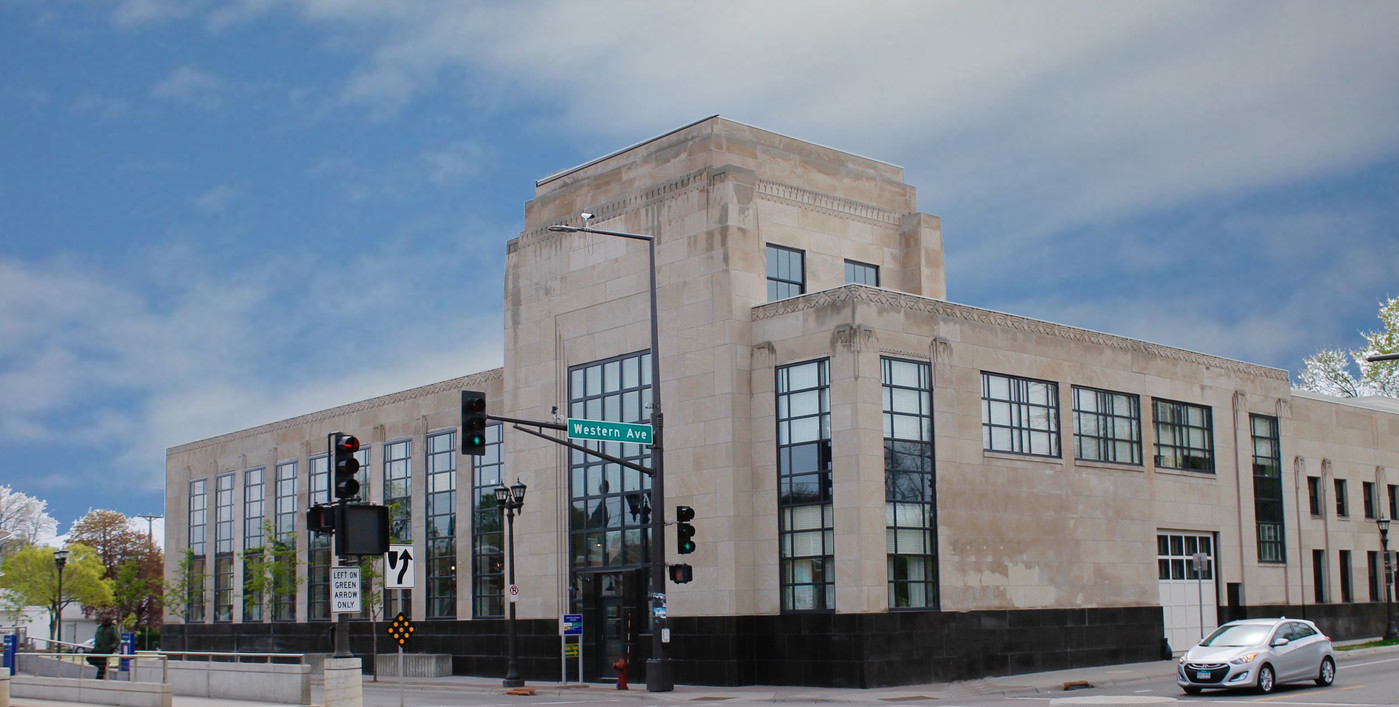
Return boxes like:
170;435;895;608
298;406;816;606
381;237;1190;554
1336;638;1399;651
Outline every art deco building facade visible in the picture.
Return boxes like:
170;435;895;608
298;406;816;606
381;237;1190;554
165;117;1399;688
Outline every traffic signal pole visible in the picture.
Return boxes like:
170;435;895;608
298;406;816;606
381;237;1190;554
547;221;671;691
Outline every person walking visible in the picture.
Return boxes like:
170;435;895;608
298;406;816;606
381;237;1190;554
87;615;119;679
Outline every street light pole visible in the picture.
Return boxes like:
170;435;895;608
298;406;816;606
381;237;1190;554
53;548;69;646
548;219;671;692
1379;517;1398;641
496;480;528;688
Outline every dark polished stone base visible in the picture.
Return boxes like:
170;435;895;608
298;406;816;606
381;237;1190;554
167;605;1169;688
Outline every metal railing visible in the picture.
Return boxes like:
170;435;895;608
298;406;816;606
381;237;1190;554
13;651;168;683
153;650;306;665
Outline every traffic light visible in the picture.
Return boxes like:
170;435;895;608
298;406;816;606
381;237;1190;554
668;563;693;584
332;432;361;499
461;390;487;456
306;504;335;535
675;505;696;555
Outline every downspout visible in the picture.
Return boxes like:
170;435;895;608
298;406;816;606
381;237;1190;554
1293;456;1307;617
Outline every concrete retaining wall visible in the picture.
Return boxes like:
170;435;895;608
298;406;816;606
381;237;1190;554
134;659;310;705
10;675;171;707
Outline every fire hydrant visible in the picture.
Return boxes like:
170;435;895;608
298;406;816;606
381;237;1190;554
612;656;629;690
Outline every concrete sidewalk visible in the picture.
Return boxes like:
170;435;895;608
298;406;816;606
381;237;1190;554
8;641;1396;707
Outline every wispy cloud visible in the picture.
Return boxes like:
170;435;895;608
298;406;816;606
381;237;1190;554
151;65;235;110
195;184;239;212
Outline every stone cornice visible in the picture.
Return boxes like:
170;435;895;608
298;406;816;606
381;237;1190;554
513;169;710;249
755;180;903;228
752;285;1289;382
167;368;505;456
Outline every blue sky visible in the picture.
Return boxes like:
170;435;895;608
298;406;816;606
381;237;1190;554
3;1;1397;532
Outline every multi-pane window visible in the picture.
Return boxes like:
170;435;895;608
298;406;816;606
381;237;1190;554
1152;399;1213;472
1312;549;1327;603
777;359;834;611
882;358;937;610
1308;476;1323;516
845;260;879;286
1156;533;1214;580
213;473;234;622
472;422;505;618
426;430;457;619
308;455;331;621
981;372;1060;457
1363;481;1376;519
766;244;805;301
186;479;207;623
1335;479;1348;517
1390;484;1398;520
242;468;265;622
1072;386;1141;464
568;351;653;570
1339;550;1353;603
1251;415;1285;563
273;461;297;622
382;439;412;618
1368;551;1381;602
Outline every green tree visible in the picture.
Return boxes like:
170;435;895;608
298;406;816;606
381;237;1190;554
69;509;164;632
0;543;113;642
164;549;208;623
1296;297;1399;398
241;521;302;622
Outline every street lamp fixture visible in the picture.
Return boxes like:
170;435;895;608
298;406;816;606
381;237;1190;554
548;217;671;691
53;548;69;647
1379;516;1398;641
497;480;528;688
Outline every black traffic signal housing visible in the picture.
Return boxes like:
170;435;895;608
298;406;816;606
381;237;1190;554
306;504;336;535
461;390;487;456
332;432;361;499
668;563;693;584
675;505;696;555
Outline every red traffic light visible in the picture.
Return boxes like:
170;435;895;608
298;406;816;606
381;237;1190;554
336;435;360;455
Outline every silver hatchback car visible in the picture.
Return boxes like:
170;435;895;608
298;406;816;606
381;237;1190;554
1176;618;1336;694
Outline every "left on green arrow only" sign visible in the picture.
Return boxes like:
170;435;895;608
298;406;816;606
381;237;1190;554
566;418;654;445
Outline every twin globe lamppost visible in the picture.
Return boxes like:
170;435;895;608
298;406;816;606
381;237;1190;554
495;479;528;688
53;548;69;646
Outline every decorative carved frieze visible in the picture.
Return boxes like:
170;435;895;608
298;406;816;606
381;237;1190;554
831;324;877;354
755;180;903;228
168;368;505;454
518;169;710;246
752;285;1289;382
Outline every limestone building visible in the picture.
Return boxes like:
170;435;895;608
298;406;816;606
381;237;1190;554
165;117;1399;688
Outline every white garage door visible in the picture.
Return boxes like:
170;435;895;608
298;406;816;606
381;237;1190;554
1157;532;1217;654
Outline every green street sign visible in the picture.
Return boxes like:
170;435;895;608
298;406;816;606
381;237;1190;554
566;418;653;445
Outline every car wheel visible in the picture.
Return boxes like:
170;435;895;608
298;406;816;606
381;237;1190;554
1182;686;1202;695
1315;657;1335;687
1257;664;1276;694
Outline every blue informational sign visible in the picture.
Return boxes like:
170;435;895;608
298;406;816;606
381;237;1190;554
120;632;136;672
3;634;16;675
561;613;583;636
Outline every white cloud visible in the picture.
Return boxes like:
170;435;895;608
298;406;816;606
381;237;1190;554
195;185;239;212
151;66;233;110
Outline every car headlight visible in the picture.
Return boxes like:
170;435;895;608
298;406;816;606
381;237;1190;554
1178;656;1187;665
1230;652;1259;665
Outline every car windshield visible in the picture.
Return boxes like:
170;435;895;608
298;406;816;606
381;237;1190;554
1199;624;1271;647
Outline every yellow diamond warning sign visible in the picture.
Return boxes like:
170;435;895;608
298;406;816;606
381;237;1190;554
386;612;415;646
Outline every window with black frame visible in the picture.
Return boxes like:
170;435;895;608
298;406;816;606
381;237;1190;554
777;358;833;611
982;372;1060;457
426;430;457;619
242;468;265;622
1072;386;1140;464
1152;399;1213;472
1251;415;1285;563
766;244;805;301
472;422;505;618
568;351;653;571
187;478;207;623
213;473;234;622
882;357;937;610
308;455;331;621
272;460;298;621
845;259;878;286
382;439;412;617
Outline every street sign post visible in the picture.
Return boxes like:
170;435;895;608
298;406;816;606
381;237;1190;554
566;418;653;445
560;613;583;684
